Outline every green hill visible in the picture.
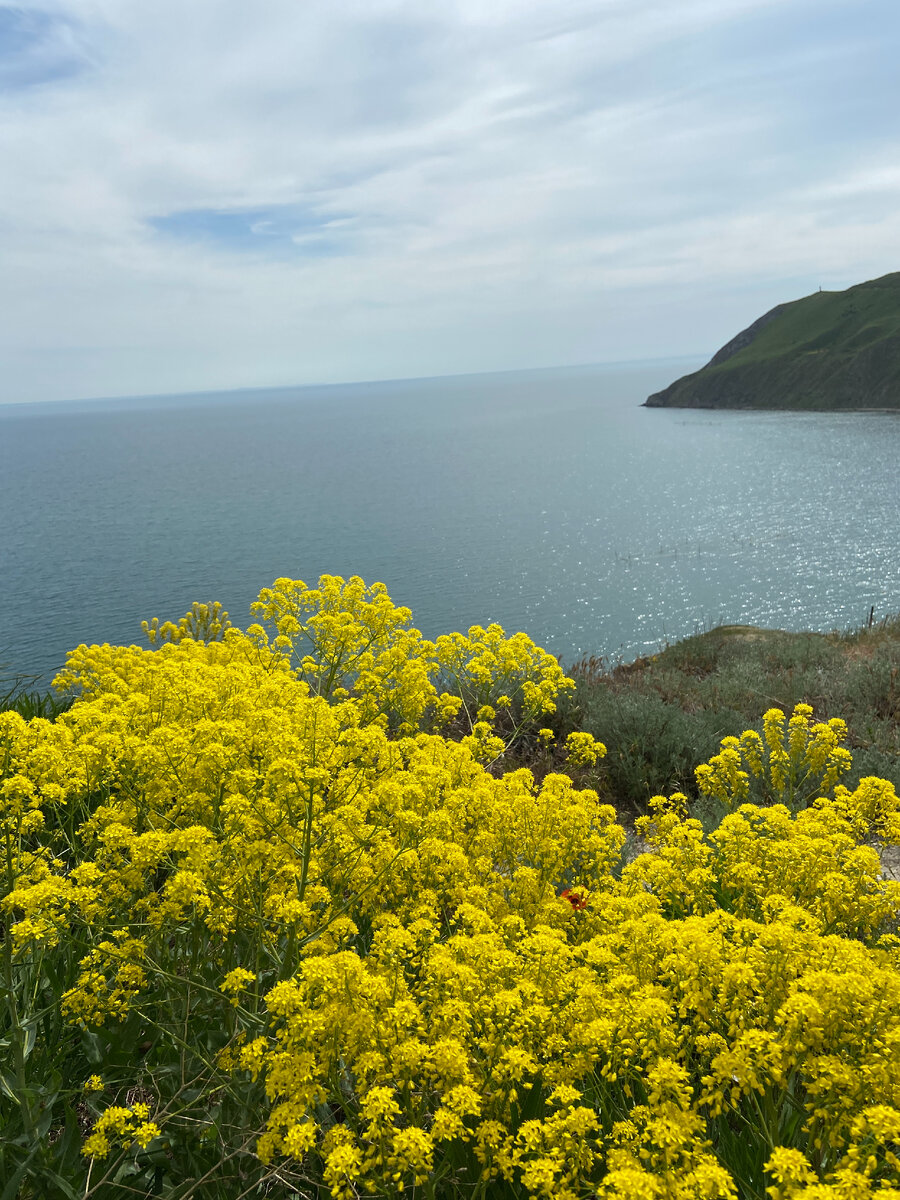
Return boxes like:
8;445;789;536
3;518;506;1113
645;272;900;409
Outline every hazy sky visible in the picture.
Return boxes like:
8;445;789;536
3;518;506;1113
3;0;900;404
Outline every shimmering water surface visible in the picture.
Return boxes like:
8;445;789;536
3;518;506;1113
1;362;899;684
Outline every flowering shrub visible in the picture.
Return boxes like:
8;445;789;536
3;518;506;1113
695;704;855;813
2;576;900;1198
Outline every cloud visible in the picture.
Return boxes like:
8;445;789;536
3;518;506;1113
148;205;355;258
0;5;95;89
2;0;900;401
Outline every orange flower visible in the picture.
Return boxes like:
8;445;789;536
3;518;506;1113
559;887;588;911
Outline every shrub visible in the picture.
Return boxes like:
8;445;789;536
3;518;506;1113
568;623;900;808
2;577;900;1199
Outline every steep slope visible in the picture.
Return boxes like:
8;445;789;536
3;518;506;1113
645;272;900;409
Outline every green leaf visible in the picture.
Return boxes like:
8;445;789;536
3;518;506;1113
0;1160;30;1200
22;1022;36;1062
0;1071;19;1104
29;1165;79;1200
80;1030;105;1067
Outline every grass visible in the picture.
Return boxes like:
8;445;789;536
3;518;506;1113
727;272;900;367
1;669;74;721
555;615;900;818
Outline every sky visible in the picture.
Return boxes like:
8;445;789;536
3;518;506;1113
2;0;900;405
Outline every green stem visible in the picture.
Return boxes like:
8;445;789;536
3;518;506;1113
297;782;315;903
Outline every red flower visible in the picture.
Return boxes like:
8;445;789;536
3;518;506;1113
559;887;588;911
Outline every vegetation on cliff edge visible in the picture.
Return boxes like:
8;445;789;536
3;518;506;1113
645;272;900;409
3;578;900;1199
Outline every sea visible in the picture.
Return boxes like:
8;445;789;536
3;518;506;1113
1;361;899;687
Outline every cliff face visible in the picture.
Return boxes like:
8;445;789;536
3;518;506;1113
645;273;900;410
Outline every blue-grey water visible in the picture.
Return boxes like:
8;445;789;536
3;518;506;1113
1;362;899;686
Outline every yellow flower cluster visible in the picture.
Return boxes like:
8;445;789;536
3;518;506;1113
565;730;607;767
142;599;232;646
3;576;900;1198
695;704;854;812
81;1102;160;1160
247;574;573;747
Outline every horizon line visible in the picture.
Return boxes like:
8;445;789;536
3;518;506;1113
0;352;708;412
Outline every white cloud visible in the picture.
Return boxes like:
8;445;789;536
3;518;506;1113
2;0;900;401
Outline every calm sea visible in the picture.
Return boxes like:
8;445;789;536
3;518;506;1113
1;362;899;686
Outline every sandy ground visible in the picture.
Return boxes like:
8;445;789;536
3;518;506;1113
881;845;900;882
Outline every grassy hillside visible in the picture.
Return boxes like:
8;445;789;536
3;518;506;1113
556;615;900;817
646;271;900;409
